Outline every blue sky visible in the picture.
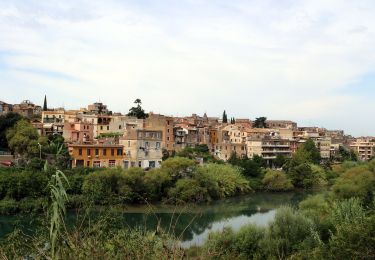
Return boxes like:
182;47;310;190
0;0;374;136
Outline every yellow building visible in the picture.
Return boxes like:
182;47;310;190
68;143;124;168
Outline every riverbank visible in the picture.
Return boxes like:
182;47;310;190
0;191;319;245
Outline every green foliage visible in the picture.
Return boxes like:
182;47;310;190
332;166;375;206
227;153;263;178
126;99;148;119
176;144;218;162
259;206;317;259
274;154;287;168
252;117;267;128
262;170;293;191
6;119;47;158
222;110;228;123
168;163;251;203
0;112;23;149
336;145;358;162
49;170;69;259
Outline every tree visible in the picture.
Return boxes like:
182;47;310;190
0;112;23;149
274;154;287;168
127;99;148;119
252;117;267;128
303;139;321;164
6;119;47;158
336;146;358;162
43;95;48;111
262;170;293;191
222;110;228;123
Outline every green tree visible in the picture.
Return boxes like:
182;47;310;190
303;139;321;164
222;110;228;123
43;95;48;111
6;119;47;158
252;117;267;128
0;112;23;149
332;166;375;206
127;99;148;119
262;170;293;191
274;154;287;168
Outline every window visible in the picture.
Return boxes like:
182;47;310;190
95;149;99;156
93;161;101;168
117;149;123;156
131;161;135;167
145;141;149;148
128;141;130;147
109;160;116;167
167;137;170;141
156;142;160;149
124;161;129;169
100;126;103;130
167;129;170;133
111;149;115;156
76;160;84;167
86;161;90;167
138;161;142;167
107;126;109;130
87;149;91;156
119;125;122;129
103;149;107;156
149;161;155;168
78;148;82;156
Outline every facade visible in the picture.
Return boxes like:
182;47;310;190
120;129;163;169
12;100;41;118
350;138;375;161
63;120;94;143
0;101;12;115
68;143;124;168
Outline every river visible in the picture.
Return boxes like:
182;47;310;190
0;191;315;247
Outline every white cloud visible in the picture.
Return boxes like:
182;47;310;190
0;0;375;135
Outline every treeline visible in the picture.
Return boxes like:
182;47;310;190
0;157;252;214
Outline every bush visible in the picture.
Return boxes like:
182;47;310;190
262;170;293;191
259;206;317;259
332;166;375;206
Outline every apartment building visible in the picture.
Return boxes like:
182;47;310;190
350;137;375;161
120;129;163;169
266;120;297;130
247;137;292;166
68;143;124;168
315;138;332;160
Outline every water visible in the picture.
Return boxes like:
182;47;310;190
0;191;314;247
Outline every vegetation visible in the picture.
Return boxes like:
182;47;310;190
126;98;148;119
262;169;293;191
0;112;23;150
222;110;228;123
252;116;267;128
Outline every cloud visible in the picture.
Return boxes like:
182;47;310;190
0;0;375;135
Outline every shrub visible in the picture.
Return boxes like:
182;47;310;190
332;166;375;206
262;170;293;191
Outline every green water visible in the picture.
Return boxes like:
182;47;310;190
0;191;315;247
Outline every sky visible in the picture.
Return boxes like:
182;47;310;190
0;0;374;136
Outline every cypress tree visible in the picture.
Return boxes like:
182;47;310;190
43;95;48;111
222;110;228;123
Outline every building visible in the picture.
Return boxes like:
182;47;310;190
350;137;375;161
68;143;124;168
63;120;94;143
315;138;332;160
12;100;41;118
266;120;297;130
120;129;163;169
87;102;110;114
144;113;175;151
0;101;12;115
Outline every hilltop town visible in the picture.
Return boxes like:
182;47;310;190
0;97;374;169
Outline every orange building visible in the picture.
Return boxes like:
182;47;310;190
68;144;124;168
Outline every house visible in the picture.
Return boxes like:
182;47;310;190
120;129;163;169
68;143;124;168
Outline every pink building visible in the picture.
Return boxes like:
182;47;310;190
63;120;94;144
